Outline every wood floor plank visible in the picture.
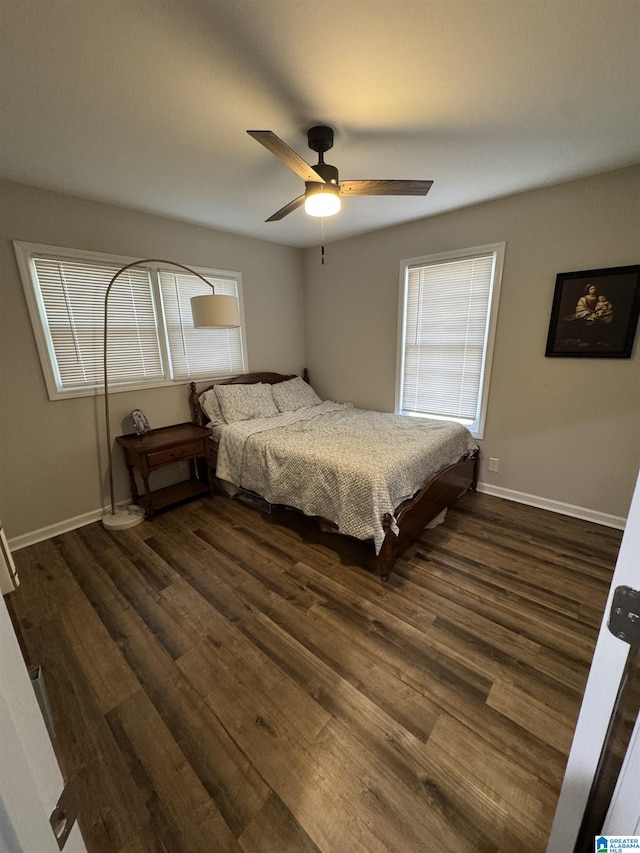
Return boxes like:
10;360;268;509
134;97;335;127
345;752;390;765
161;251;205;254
293;578;570;788
233;601;542;850
380;570;590;694
8;491;621;852
19;619;151;853
106;688;242;853
74;528;196;661
486;677;577;754
448;501;619;575
86;569;272;838
52;525;274;840
452;492;620;560
403;551;602;661
238;793;322;853
178;546;446;742
425;712;555;848
428;537;604;622
430;616;583;711
15;535;140;714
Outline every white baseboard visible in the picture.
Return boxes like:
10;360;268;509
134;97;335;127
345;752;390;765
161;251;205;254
476;481;626;530
8;503;128;552
8;485;627;552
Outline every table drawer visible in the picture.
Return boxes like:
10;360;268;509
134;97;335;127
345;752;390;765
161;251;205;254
146;440;204;467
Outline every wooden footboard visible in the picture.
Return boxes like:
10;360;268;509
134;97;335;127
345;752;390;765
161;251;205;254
376;449;479;581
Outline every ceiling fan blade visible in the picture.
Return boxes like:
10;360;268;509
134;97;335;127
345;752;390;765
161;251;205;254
265;194;306;222
248;130;325;183
339;179;433;197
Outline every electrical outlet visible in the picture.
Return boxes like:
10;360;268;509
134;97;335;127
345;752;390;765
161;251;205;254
178;461;189;470
488;457;500;472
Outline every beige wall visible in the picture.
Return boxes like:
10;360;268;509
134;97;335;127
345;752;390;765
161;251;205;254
303;166;640;520
0;181;304;539
2;168;638;542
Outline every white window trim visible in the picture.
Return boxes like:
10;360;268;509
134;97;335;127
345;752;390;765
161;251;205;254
14;241;248;401
395;242;505;440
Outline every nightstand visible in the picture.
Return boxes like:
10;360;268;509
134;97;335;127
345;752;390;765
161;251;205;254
116;422;213;518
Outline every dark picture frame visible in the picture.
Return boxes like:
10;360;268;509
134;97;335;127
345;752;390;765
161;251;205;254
545;264;640;358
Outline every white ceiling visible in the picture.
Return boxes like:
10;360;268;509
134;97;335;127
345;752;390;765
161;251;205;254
1;0;639;249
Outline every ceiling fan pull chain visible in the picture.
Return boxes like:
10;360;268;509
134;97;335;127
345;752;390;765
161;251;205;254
321;217;325;265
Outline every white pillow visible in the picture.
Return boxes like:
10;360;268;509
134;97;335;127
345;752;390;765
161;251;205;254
272;376;322;412
215;383;279;423
200;388;227;426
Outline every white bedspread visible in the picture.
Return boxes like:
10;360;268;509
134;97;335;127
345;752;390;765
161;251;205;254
215;402;478;553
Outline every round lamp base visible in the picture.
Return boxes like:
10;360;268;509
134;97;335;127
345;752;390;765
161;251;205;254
102;505;145;530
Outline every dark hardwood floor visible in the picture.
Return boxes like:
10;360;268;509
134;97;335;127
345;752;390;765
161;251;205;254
9;491;621;852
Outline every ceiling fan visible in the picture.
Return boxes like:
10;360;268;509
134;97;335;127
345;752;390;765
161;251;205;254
247;125;433;221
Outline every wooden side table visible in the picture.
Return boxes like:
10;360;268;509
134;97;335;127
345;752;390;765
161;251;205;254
116;422;213;518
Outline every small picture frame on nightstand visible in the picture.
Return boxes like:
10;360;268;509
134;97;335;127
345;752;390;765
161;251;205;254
130;409;151;435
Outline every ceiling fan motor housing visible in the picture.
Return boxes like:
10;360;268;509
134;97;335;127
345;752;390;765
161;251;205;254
307;125;334;154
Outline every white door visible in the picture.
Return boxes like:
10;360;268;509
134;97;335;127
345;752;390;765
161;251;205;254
546;469;640;851
0;590;87;852
602;706;640;834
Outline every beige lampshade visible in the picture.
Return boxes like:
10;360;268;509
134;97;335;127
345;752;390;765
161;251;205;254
191;294;240;328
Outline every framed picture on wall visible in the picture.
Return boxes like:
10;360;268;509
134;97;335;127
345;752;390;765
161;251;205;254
545;264;640;358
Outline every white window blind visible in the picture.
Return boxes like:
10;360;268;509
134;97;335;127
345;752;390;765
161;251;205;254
32;257;163;390
16;242;248;400
398;244;504;438
159;270;244;379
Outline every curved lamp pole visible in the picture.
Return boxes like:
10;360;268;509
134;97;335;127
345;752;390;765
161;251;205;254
102;259;239;530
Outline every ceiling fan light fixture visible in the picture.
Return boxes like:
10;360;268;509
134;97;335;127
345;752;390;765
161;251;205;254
304;182;341;217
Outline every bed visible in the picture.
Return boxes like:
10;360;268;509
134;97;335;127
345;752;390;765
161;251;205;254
189;371;479;582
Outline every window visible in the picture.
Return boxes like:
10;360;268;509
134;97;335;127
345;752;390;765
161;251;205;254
396;243;504;439
14;243;247;400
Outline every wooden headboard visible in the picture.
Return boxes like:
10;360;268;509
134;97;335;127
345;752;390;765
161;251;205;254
189;369;310;426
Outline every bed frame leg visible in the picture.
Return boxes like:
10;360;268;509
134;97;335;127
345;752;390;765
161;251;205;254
378;514;395;581
471;448;480;491
376;554;392;582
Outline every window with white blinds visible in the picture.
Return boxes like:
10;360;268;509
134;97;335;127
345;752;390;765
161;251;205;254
159;270;244;380
15;243;247;400
32;257;163;390
397;244;504;439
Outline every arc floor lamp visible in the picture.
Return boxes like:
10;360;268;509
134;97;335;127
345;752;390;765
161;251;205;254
101;259;240;531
